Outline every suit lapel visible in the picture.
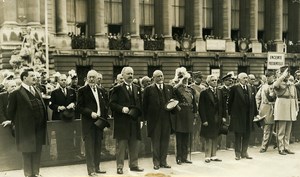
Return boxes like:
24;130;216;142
121;84;130;101
207;89;215;103
237;85;246;103
20;86;33;108
247;85;252;104
163;84;171;101
33;86;47;111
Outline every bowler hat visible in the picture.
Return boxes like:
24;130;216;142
94;117;110;130
128;106;142;120
165;99;181;111
59;109;75;121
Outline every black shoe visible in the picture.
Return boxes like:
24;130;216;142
160;164;171;168
176;159;182;165
88;172;98;177
117;168;123;174
259;148;266;153
95;170;106;174
182;160;192;164
241;155;253;159
284;149;295;154
279;150;287;155
153;165;160;170
210;158;222;162
205;159;211;163
130;167;144;172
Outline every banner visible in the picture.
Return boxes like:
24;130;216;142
267;52;285;70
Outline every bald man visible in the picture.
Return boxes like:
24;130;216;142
143;70;173;170
110;67;144;174
77;70;108;176
228;73;258;160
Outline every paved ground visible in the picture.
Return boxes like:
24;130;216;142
1;143;300;177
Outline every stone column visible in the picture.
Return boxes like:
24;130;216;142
274;0;284;52
222;0;235;52
27;0;40;25
95;0;108;50
249;0;261;53
162;0;176;51
296;4;300;45
194;0;206;52
56;0;68;36
129;0;143;50
3;0;17;25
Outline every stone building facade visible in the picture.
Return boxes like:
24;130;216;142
0;0;299;87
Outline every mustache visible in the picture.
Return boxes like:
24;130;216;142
128;76;133;79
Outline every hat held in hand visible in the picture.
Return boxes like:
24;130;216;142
59;109;75;121
253;114;266;128
128;106;142;120
165;99;181;111
94;117;110;130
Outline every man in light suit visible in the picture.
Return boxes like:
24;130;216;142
228;72;257;160
110;66;144;175
7;68;48;177
77;70;108;177
143;70;173;170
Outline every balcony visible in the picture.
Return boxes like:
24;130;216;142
70;35;95;49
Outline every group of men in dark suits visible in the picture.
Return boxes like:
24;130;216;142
7;65;300;177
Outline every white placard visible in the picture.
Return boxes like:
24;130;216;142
206;39;226;51
267;52;285;70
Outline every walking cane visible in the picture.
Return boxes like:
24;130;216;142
189;132;192;161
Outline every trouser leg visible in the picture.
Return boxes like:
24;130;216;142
276;121;286;151
128;139;140;168
116;139;127;169
205;138;212;158
284;121;293;150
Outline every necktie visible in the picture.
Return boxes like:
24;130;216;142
159;84;163;90
29;86;35;95
92;86;96;92
127;85;132;93
213;87;217;97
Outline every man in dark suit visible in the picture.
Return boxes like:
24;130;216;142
228;72;258;160
0;80;17;130
199;75;226;163
49;74;76;160
110;66;144;175
77;70;108;177
7;68;48;177
143;70;173;170
49;74;76;121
